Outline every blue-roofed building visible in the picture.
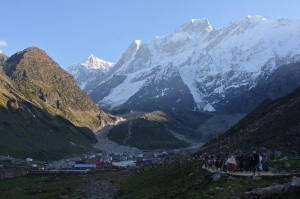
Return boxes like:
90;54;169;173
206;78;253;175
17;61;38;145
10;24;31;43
74;164;96;169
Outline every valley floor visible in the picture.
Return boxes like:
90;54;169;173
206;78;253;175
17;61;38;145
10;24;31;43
93;124;205;154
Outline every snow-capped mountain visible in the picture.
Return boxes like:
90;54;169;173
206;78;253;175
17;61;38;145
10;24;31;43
66;54;114;90
73;15;300;112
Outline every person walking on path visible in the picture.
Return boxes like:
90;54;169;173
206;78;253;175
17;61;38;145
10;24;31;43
253;151;260;176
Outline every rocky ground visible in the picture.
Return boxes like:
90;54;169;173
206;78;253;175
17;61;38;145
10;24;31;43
93;125;141;154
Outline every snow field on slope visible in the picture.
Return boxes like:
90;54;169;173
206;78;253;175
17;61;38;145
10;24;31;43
99;73;147;109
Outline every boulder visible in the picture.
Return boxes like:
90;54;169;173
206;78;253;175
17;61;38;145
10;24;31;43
248;184;285;199
274;151;282;159
284;176;300;193
284;162;290;168
212;173;221;182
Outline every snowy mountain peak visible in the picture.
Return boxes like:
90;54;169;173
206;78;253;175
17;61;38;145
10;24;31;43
244;15;268;23
0;50;3;54
81;54;114;70
190;18;209;24
118;40;143;64
66;54;114;90
134;40;142;51
176;18;213;33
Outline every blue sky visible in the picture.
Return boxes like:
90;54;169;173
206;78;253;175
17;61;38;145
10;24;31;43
1;0;299;68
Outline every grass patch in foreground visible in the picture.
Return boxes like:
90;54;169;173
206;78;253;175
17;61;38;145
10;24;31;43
0;176;76;199
116;161;297;199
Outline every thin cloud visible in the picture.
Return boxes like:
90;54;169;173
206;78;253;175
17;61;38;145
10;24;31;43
0;40;8;47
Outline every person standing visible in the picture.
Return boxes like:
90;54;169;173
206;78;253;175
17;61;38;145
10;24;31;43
262;154;270;172
215;159;220;171
238;154;244;172
211;158;216;170
253;151;260;176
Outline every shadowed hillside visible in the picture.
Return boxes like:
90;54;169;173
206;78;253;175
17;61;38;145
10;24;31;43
201;84;300;155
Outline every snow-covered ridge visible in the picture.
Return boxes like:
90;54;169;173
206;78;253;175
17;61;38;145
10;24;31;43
81;54;114;70
245;15;268;23
71;15;300;112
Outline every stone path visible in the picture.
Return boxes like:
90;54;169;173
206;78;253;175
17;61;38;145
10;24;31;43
202;165;299;177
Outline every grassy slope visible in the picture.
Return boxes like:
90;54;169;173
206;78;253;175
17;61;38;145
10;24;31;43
116;162;297;199
0;103;96;160
0;71;96;160
0;170;127;199
108;118;189;150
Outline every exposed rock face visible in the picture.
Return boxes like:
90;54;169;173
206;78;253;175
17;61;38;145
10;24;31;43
0;53;8;66
118;63;197;111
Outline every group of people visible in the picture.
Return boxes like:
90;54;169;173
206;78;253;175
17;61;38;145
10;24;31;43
204;151;270;175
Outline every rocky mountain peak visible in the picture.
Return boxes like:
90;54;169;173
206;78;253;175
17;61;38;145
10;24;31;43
3;46;57;78
81;54;113;70
244;15;268;23
118;40;143;63
175;18;213;33
18;46;50;58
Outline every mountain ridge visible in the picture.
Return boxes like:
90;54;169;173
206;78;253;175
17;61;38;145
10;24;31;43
0;47;120;160
67;15;300;113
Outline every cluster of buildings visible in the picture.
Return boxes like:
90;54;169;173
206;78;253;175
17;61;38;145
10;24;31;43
72;150;171;169
27;149;181;172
